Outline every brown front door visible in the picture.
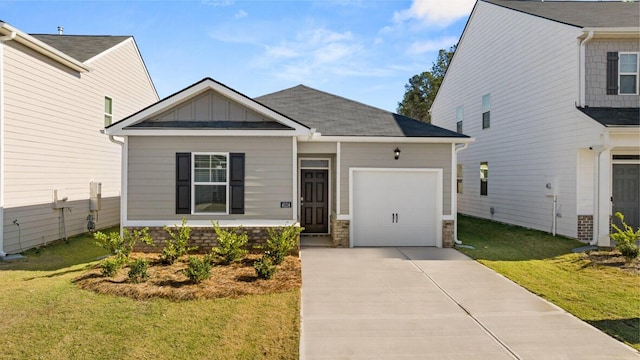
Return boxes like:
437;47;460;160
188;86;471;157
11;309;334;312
301;169;328;233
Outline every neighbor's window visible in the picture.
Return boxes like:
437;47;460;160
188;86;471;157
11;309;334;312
104;96;113;126
480;162;488;196
482;94;490;129
456;106;464;134
193;153;228;213
619;53;639;95
457;163;463;194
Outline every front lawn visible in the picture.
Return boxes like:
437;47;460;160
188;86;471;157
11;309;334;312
0;228;300;359
456;215;640;351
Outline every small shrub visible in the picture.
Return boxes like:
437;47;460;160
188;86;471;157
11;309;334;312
183;255;212;284
127;258;149;283
101;256;125;277
94;228;153;259
610;212;640;261
211;221;248;265
254;255;276;280
262;225;303;265
160;218;197;265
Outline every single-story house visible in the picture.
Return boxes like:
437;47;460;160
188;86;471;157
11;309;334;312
105;78;472;248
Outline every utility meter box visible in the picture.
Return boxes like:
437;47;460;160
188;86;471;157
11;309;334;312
90;182;102;211
543;176;559;196
53;189;68;209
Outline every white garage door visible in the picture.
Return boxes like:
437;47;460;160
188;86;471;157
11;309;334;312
351;168;442;247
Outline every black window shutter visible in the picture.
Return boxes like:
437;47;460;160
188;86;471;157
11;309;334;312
229;153;245;214
175;153;191;214
607;52;619;95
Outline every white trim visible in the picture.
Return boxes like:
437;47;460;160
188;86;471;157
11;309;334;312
108;129;307;137
123;219;298;228
84;37;131;64
105;78;311;134
292;137;298;220
348;167;443;248
299;135;473;144
0;39;5;255
336;142;342;215
120;137;128;237
299;156;332;235
191;152;230;215
335;214;350;221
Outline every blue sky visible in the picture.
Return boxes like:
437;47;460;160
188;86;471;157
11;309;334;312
0;0;475;112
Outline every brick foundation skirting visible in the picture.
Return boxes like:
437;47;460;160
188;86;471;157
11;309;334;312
127;225;300;256
577;215;593;242
442;220;454;248
330;215;350;247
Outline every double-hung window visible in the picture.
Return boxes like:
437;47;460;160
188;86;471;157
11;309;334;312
480;162;488;196
193;153;228;214
482;94;490;129
619;52;639;95
456;106;464;134
104;96;113;126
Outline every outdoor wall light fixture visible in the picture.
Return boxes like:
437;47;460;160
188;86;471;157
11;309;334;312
394;147;401;160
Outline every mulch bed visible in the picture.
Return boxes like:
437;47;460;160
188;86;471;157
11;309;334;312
74;253;301;301
583;250;640;275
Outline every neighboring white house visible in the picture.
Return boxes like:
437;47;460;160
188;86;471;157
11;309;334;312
0;21;158;256
431;0;639;246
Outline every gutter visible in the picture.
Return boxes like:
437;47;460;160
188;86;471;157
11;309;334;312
453;142;470;245
578;31;594;107
0;31;15;257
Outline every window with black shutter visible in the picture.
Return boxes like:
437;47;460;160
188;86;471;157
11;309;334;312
175;153;191;214
229;153;245;214
607;52;619;95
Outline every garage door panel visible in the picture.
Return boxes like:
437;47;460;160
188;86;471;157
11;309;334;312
351;169;441;247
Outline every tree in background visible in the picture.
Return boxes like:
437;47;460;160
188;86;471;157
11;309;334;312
397;45;456;123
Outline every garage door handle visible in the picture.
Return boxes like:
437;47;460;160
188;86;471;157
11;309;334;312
395;213;398;223
391;213;398;223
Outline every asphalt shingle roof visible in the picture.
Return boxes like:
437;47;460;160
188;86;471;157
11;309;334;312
31;34;130;62
483;0;640;28
578;107;640;127
256;85;468;138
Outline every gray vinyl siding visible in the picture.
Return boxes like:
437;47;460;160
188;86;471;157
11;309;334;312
1;39;157;253
339;142;452;216
127;136;294;221
585;40;640;107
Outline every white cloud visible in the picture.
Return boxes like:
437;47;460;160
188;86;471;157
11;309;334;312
201;0;234;7
406;36;458;55
393;0;475;27
234;10;248;19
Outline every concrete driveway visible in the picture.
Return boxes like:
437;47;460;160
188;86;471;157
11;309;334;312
300;247;639;359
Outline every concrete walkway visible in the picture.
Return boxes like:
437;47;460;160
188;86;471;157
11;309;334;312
300;247;639;359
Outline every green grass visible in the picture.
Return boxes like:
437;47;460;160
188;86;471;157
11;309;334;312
0;228;300;359
456;215;640;351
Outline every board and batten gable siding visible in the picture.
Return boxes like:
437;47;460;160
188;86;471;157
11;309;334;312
151;89;275;123
127;136;294;221
1;39;157;253
338;142;452;216
430;1;604;238
585;40;640;108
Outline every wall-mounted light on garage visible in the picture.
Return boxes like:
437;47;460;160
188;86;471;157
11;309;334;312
394;147;401;160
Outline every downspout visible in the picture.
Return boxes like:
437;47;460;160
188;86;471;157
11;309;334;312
579;31;594;107
0;31;16;257
453;142;469;245
590;132;610;246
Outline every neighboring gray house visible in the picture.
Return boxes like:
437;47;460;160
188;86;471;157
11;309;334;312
431;0;640;246
106;78;472;248
0;21;158;256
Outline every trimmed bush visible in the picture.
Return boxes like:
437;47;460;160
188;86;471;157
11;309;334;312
610;212;640;261
254;255;276;280
183;255;212;284
263;225;303;265
211;222;248;265
160;218;197;265
94;228;153;259
128;258;149;283
101;256;125;277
